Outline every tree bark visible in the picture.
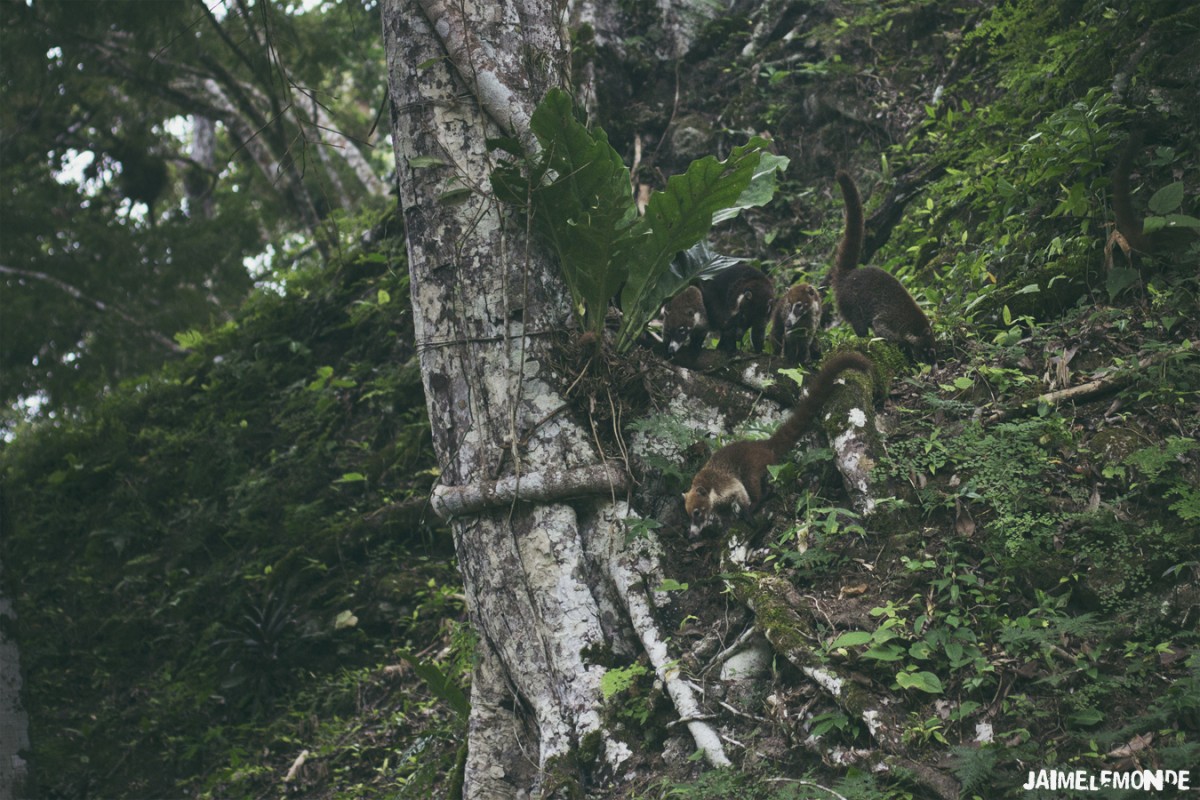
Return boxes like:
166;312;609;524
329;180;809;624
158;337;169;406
383;3;640;795
382;3;912;796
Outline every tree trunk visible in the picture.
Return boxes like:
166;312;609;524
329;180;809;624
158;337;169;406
187;115;217;221
383;2;628;795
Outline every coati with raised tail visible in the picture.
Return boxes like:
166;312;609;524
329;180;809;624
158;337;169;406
830;172;935;362
663;265;774;358
1112;134;1198;258
769;281;822;364
682;351;872;535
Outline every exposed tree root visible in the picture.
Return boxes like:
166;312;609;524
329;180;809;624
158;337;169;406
591;503;732;768
735;575;961;800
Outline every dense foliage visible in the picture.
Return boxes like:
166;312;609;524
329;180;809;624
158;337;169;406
589;0;1200;796
491;88;787;350
1;211;463;798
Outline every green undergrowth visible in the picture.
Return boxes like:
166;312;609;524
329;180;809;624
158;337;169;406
753;296;1198;796
638;3;1200;795
643;292;1200;798
0;208;467;799
865;1;1200;330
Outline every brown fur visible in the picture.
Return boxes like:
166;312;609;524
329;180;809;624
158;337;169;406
1111;134;1198;258
663;285;709;359
699;265;773;353
831;172;935;362
769;282;822;364
1112;135;1151;254
682;351;872;535
663;266;774;359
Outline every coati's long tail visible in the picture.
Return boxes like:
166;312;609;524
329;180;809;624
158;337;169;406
765;351;872;461
1112;134;1148;253
834;171;865;277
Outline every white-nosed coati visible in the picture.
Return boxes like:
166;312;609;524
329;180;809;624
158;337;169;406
831;172;936;362
663;285;709;358
663;265;774;359
769;281;822;364
682;351;872;535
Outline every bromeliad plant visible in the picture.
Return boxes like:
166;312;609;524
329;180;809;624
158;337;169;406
491;88;787;352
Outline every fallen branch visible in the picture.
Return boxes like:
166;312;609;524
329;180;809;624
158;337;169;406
862;162;947;264
743;576;905;750
987;348;1190;423
734;575;960;800
784;742;960;800
821;368;883;515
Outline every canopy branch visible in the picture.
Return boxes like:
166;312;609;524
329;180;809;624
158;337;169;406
0;265;184;354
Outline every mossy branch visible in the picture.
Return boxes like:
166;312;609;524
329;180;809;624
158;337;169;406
735;575;960;800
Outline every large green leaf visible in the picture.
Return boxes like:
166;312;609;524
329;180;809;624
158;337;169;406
616;138;776;351
712;151;791;224
491;89;636;333
491;92;787;350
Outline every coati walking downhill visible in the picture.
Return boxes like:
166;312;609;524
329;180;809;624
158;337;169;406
682;351;872;535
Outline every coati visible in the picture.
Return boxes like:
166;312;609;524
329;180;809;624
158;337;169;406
682;351;872;535
663;265;774;358
703;264;773;353
1111;134;1198;258
769;281;822;364
663;285;709;358
830;171;936;362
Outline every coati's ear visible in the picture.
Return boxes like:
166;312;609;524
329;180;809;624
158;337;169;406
681;493;688;501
